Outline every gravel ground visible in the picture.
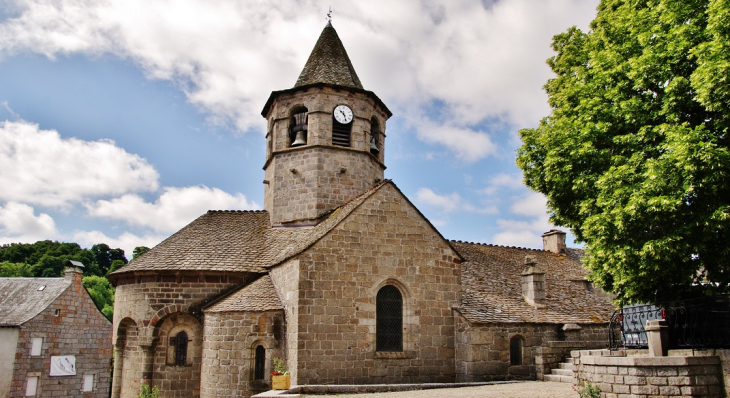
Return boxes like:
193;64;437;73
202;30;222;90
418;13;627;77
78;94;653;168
301;381;577;398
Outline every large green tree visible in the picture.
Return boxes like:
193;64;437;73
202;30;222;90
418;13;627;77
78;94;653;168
517;0;730;305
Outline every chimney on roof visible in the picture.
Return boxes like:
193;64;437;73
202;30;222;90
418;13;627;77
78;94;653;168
521;255;546;308
64;260;84;286
542;229;566;254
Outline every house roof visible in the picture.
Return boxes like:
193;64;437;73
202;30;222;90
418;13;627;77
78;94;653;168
453;241;616;324
205;275;283;313
0;277;70;326
294;22;363;89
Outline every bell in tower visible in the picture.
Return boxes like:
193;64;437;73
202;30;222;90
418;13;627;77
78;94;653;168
261;22;392;226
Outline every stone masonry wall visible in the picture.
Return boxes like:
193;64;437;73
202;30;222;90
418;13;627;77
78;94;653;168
263;86;388;225
290;183;462;385
454;314;607;383
200;311;285;398
269;259;300;384
112;274;243;398
574;350;725;397
265;146;383;225
10;269;112;398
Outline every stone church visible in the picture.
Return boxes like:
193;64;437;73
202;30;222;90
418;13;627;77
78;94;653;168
109;23;615;398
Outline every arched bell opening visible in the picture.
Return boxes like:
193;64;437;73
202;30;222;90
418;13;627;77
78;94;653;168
289;106;308;147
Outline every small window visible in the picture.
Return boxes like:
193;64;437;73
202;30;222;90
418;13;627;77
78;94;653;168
25;376;38;396
254;345;265;380
53;309;60;317
376;285;403;352
30;338;42;356
510;336;523;366
82;374;94;392
171;331;188;366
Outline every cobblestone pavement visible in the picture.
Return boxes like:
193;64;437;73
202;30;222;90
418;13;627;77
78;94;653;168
302;381;577;398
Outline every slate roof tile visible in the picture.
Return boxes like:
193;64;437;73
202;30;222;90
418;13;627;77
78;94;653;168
453;241;616;324
0;277;69;326
294;22;363;89
205;275;283;313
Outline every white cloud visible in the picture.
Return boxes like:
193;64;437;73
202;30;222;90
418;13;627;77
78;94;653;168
479;173;525;195
0;202;59;243
0;0;600;157
416;187;496;215
491;191;553;248
72;230;168;262
0;120;159;208
86;185;259;233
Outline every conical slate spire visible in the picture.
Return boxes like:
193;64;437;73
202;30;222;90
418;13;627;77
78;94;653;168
294;22;363;89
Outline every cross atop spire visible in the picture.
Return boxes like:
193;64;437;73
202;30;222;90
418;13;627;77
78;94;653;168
294;22;363;89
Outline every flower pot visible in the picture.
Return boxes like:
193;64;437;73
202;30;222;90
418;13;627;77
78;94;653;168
272;374;290;390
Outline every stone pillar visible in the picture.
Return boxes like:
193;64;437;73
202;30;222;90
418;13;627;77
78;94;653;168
645;319;669;357
111;345;124;398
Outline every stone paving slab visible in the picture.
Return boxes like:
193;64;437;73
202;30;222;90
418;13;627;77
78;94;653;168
293;381;578;398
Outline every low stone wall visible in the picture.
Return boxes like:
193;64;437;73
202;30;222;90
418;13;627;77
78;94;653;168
573;350;725;397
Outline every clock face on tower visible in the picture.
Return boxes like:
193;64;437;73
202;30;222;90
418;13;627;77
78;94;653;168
333;105;353;124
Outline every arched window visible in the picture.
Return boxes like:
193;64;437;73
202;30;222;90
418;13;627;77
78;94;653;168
173;331;188;366
376;285;403;352
510;336;523;366
332;105;352;147
254;345;265;380
290;107;308;147
370;118;380;155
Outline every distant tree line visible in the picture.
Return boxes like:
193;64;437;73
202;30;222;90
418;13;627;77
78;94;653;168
0;241;150;320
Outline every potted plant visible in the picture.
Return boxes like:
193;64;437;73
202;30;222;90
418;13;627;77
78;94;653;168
270;356;290;390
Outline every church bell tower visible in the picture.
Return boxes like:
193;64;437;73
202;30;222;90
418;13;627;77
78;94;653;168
261;22;392;226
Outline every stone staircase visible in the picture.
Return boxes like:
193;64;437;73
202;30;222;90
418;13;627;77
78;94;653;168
543;361;575;383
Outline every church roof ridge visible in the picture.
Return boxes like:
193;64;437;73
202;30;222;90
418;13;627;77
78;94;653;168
449;239;541;252
294;22;363;89
206;209;266;214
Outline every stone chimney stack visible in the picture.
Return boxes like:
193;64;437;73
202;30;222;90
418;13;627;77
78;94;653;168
521;255;545;308
542;229;566;254
64;260;85;287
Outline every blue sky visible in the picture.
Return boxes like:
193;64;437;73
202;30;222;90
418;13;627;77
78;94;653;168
0;0;599;259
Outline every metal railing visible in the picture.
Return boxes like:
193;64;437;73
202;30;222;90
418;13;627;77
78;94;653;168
608;295;730;350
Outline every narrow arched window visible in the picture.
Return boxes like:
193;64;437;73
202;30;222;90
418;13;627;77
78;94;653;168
370;118;380;155
332;105;352;147
290;107;308;147
173;331;188;366
376;285;403;352
510;336;523;366
254;345;265;380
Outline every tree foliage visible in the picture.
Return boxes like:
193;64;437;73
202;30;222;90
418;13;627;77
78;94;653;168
0;240;125;319
517;0;730;305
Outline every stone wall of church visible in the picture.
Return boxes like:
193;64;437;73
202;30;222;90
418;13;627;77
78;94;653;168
269;259;300;384
454;312;608;382
263;86;389;225
200;311;285;398
264;146;383;225
112;274;243;398
290;183;462;384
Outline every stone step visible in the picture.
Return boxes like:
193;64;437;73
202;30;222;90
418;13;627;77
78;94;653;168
558;362;576;371
551;368;574;377
544;374;575;383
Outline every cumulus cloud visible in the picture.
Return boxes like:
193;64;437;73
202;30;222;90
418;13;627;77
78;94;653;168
479;173;525;195
86;185;259;233
73;230;168;262
0;120;159;208
491;191;554;248
0;202;59;243
416;187;496;214
0;0;599;158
